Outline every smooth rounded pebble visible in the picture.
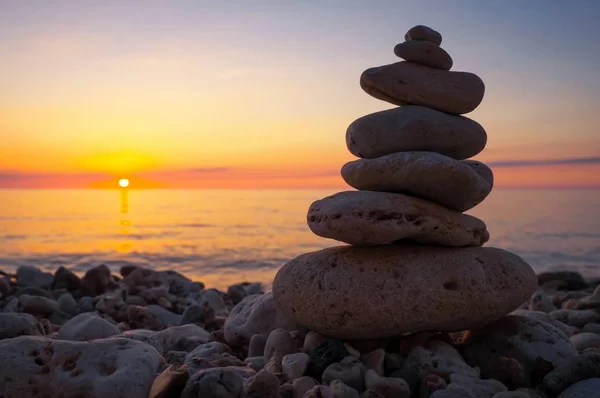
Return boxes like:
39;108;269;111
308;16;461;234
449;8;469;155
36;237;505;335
570;333;600;351
52;266;82;291
365;369;410;397
304;385;334;398
463;315;577;387
583;323;600;334
394;40;452;70
322;356;366;391
272;244;537;339
0;312;44;339
330;380;360;398
149;363;189;398
57;292;78;315
307;191;489;246
511;309;576;337
341;152;493;211
16;265;53;288
405;25;442;45
19;294;58;317
0;277;9;298
155;324;211;353
243;369;280;398
537;271;588;290
346;105;487;160
420;374;448;397
542;354;600;396
184;342;231;365
403;344;480;379
282;352;310;380
293;376;319;398
448;373;507;396
119;330;164;355
264;328;298;367
550;309;600;327
248;333;267;357
223;292;300;346
57;312;121;341
0;336;162;398
360;62;485;114
557;378;600;398
181;367;244;398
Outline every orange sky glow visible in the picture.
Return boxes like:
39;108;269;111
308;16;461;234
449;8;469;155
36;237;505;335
1;2;598;190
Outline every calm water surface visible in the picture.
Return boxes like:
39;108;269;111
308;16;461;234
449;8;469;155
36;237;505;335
1;189;599;289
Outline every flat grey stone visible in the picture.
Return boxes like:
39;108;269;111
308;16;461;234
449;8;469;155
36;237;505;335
307;191;489;246
341;152;493;211
346;105;487;160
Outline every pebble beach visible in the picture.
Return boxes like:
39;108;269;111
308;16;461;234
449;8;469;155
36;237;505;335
1;264;600;397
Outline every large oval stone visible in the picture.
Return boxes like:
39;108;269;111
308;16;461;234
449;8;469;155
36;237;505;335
341;152;493;212
307;191;489;246
272;245;537;339
346;106;487;160
360;62;485;114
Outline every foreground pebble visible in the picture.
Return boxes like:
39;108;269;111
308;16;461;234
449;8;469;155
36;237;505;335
57;312;121;341
181;367;245;398
463;315;577;387
0;312;44;339
0;336;162;398
557;377;600;397
224;292;299;346
541;354;600;396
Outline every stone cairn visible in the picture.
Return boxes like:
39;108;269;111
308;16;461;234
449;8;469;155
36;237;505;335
273;25;538;340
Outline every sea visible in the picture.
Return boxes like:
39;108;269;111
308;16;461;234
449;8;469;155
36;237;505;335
1;189;599;290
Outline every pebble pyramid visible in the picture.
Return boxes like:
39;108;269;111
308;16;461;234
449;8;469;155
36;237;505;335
273;25;538;340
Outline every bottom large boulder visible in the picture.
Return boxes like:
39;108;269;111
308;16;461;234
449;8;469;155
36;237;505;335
273;244;537;339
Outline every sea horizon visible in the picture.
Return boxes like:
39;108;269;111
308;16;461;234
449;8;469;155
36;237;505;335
2;186;600;191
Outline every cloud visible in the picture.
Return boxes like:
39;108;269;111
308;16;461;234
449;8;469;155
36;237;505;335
0;170;110;188
488;156;600;167
136;167;339;181
183;167;231;173
0;171;106;179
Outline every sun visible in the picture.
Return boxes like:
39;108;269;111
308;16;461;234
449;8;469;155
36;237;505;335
118;178;130;188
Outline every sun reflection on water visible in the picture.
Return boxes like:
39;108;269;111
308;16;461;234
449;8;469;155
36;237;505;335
118;187;132;252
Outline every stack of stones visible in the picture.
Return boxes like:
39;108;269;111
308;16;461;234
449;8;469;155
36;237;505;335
273;25;538;340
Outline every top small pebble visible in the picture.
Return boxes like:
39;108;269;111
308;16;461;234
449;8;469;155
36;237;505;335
405;25;442;46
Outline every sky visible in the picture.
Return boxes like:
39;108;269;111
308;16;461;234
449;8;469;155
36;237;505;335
1;0;599;189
